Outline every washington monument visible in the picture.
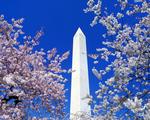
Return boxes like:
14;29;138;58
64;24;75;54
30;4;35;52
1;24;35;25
70;28;91;119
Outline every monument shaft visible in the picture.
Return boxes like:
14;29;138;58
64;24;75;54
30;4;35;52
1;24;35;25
70;28;91;119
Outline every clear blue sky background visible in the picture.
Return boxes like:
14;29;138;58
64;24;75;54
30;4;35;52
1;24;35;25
1;1;149;119
0;0;115;115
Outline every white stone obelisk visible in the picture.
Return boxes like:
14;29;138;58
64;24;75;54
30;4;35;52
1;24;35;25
70;28;91;119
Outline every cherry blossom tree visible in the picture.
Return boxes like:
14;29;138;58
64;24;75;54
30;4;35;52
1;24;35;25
0;15;69;120
85;0;150;119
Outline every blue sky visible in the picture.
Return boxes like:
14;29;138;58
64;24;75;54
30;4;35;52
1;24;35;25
0;0;112;114
1;1;149;119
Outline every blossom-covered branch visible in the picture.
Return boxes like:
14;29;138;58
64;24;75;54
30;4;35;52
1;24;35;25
0;15;69;120
85;0;150;119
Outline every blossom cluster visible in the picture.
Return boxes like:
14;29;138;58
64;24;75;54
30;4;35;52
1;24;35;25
0;15;69;119
85;0;150;119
